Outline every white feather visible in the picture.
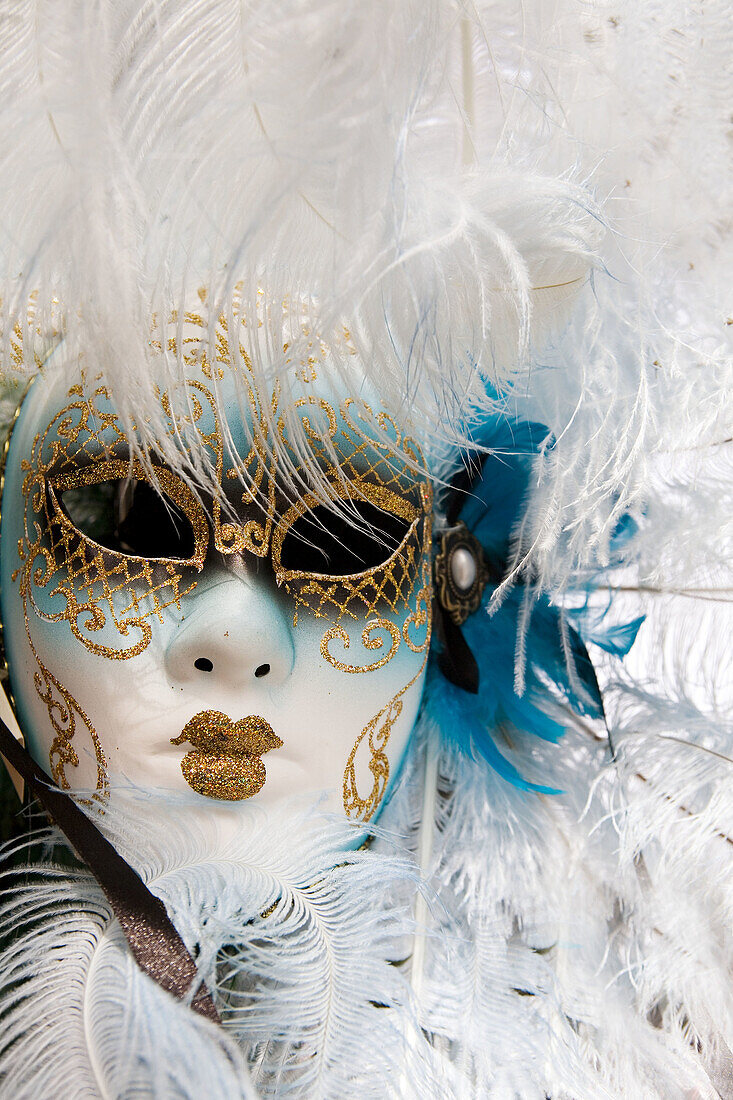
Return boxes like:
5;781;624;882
0;2;731;1096
1;1;729;594
2;691;732;1098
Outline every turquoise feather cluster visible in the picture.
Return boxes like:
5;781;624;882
426;410;643;792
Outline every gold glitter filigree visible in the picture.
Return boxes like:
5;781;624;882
169;375;279;560
0;378;31;727
320;619;401;673
340;476;434;818
49;460;208;569
17;386;206;662
270;390;433;674
274;492;420;611
17;569;108;793
9;307;435;804
342;656;428;822
34;645;107;793
156;314;432;682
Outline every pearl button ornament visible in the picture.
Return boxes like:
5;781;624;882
450;546;477;592
433;522;490;625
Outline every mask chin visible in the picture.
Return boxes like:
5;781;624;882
0;315;433;835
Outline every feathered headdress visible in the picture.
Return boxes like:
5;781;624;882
0;2;731;1097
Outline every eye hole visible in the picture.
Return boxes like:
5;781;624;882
114;479;196;559
279;499;411;576
54;479;118;551
50;461;204;563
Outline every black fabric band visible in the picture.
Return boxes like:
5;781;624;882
446;448;489;526
437;606;480;694
0;718;220;1024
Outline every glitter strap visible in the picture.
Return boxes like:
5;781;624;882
0;717;220;1024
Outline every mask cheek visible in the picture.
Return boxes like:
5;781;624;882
7;565;183;794
337;622;428;823
289;578;430;822
280;518;433;821
8;613;109;792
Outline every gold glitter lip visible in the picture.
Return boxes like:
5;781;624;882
170;710;283;801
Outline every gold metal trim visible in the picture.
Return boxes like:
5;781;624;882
433;522;489;625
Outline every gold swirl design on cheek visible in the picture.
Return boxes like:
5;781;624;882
50;582;153;661
341;572;432;819
341;490;433;820
320;619;401;673
16;550;109;794
34;651;108;794
342;656;428;822
1;383;108;794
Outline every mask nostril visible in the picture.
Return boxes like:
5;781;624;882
194;657;214;673
254;663;270;678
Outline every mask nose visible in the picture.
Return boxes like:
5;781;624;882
165;571;294;690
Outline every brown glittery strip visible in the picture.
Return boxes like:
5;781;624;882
0;716;220;1024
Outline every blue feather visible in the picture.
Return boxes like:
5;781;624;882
456;417;550;566
431;402;641;792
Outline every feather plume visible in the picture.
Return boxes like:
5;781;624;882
0;797;430;1098
1;0;729;592
0;2;731;1097
2;690;732;1098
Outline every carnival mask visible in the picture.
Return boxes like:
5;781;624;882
0;314;432;826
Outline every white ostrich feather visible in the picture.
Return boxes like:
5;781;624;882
0;2;731;1097
1;682;733;1098
0;797;432;1099
1;0;728;589
0;843;253;1098
412;719;733;1097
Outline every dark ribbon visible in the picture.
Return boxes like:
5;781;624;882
445;449;488;527
0;718;220;1024
437;609;480;693
435;448;490;695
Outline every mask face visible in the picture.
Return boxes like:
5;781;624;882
0;316;432;826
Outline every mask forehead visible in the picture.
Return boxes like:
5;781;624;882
0;314;433;828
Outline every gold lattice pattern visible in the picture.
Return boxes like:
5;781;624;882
18;387;204;661
19;314;432;668
41;512;196;659
272;392;431;629
13;310;434;798
284;516;423;624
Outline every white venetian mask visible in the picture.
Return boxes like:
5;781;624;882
0;314;432;829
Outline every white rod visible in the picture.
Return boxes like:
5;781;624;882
411;730;439;1003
